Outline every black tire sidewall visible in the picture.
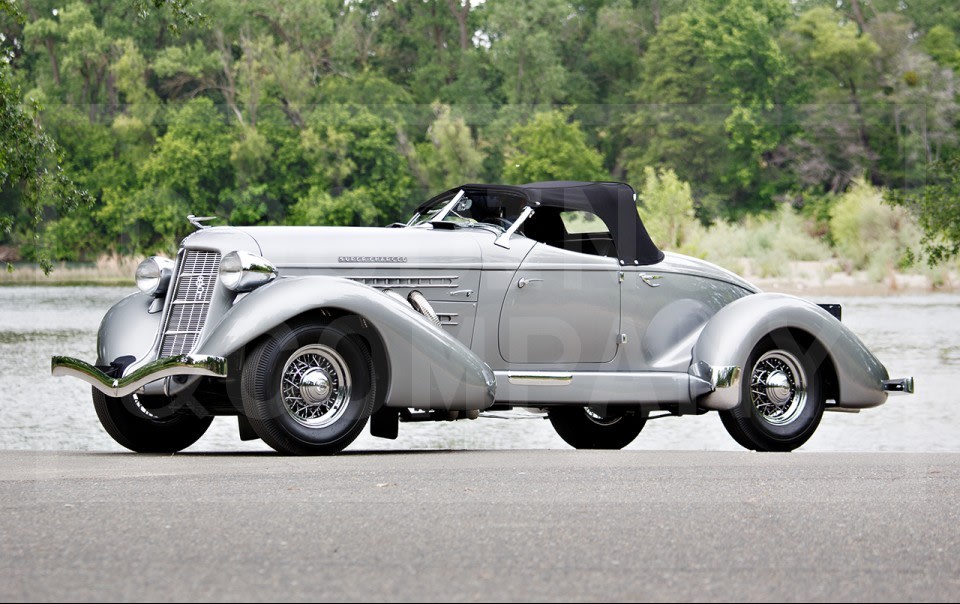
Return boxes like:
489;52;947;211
93;389;213;453
243;322;375;454
548;406;645;450
726;335;825;451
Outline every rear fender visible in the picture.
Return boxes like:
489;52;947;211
194;276;496;411
691;293;888;410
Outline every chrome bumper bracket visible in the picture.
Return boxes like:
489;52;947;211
51;354;227;398
882;377;915;394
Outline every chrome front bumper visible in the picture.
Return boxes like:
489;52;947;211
51;354;227;398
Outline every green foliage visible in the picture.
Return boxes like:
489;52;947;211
886;153;960;265
416;104;484;192
0;0;92;273
622;0;802;213
636;167;695;250
485;0;572;104
503;111;606;183
693;205;833;278
830;180;919;278
0;0;957;274
300;104;417;224
289;186;378;227
923;25;960;70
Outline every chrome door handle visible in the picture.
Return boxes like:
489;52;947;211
517;278;544;289
640;273;662;287
449;289;474;298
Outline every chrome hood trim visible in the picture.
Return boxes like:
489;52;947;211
51;354;227;398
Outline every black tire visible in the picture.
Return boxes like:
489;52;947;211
241;321;376;455
92;389;213;453
548;406;645;450
719;334;826;452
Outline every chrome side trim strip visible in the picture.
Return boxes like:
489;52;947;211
507;372;574;386
51;354;227;398
349;275;460;289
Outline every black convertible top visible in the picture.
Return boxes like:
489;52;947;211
418;181;664;266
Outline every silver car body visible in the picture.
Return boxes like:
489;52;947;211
55;181;906;422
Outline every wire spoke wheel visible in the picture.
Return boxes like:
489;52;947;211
719;334;825;452
750;350;807;426
281;345;352;429
241;321;376;455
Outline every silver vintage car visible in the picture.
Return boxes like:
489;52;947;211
52;181;913;454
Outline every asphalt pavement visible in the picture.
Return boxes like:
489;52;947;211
1;450;958;602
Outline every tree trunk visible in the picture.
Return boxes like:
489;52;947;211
848;78;871;153
652;0;661;29
44;39;62;86
446;0;471;51
849;0;867;34
216;31;245;127
106;69;118;119
516;48;524;103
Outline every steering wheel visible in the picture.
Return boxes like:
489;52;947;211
482;217;514;230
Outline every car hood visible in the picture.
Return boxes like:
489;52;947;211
221;225;485;269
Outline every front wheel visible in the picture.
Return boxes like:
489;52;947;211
548;406;645;450
719;335;826;452
241;321;377;455
93;390;213;453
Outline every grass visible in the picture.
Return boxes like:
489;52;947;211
0;254;138;286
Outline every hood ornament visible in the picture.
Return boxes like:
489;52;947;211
187;215;217;230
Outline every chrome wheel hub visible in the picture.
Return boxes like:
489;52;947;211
281;344;352;428
584;407;621;426
750;351;807;426
300;369;333;404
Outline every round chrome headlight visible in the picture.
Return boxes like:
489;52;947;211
135;257;174;296
219;251;278;292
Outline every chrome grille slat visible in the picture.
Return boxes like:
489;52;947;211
159;250;220;357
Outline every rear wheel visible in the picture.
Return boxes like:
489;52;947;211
241;321;376;455
93;389;212;453
719;335;825;452
548;406;645;450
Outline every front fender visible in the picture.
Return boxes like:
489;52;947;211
194;276;496;411
97;292;162;366
691;293;888;410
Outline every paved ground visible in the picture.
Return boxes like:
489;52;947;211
1;450;958;602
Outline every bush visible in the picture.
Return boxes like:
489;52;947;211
830;180;920;280
690;205;833;278
636;167;695;250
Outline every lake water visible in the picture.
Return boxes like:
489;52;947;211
1;286;956;452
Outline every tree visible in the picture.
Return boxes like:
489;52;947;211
415;104;483;192
298;105;418;225
887;152;960;264
621;0;799;214
503;110;607;183
1;0;203;271
636;167;695;250
1;0;91;272
484;0;572;105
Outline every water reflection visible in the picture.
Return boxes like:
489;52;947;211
2;286;957;452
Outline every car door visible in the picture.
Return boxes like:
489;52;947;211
498;209;621;364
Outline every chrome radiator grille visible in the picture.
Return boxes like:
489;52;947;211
159;250;221;357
